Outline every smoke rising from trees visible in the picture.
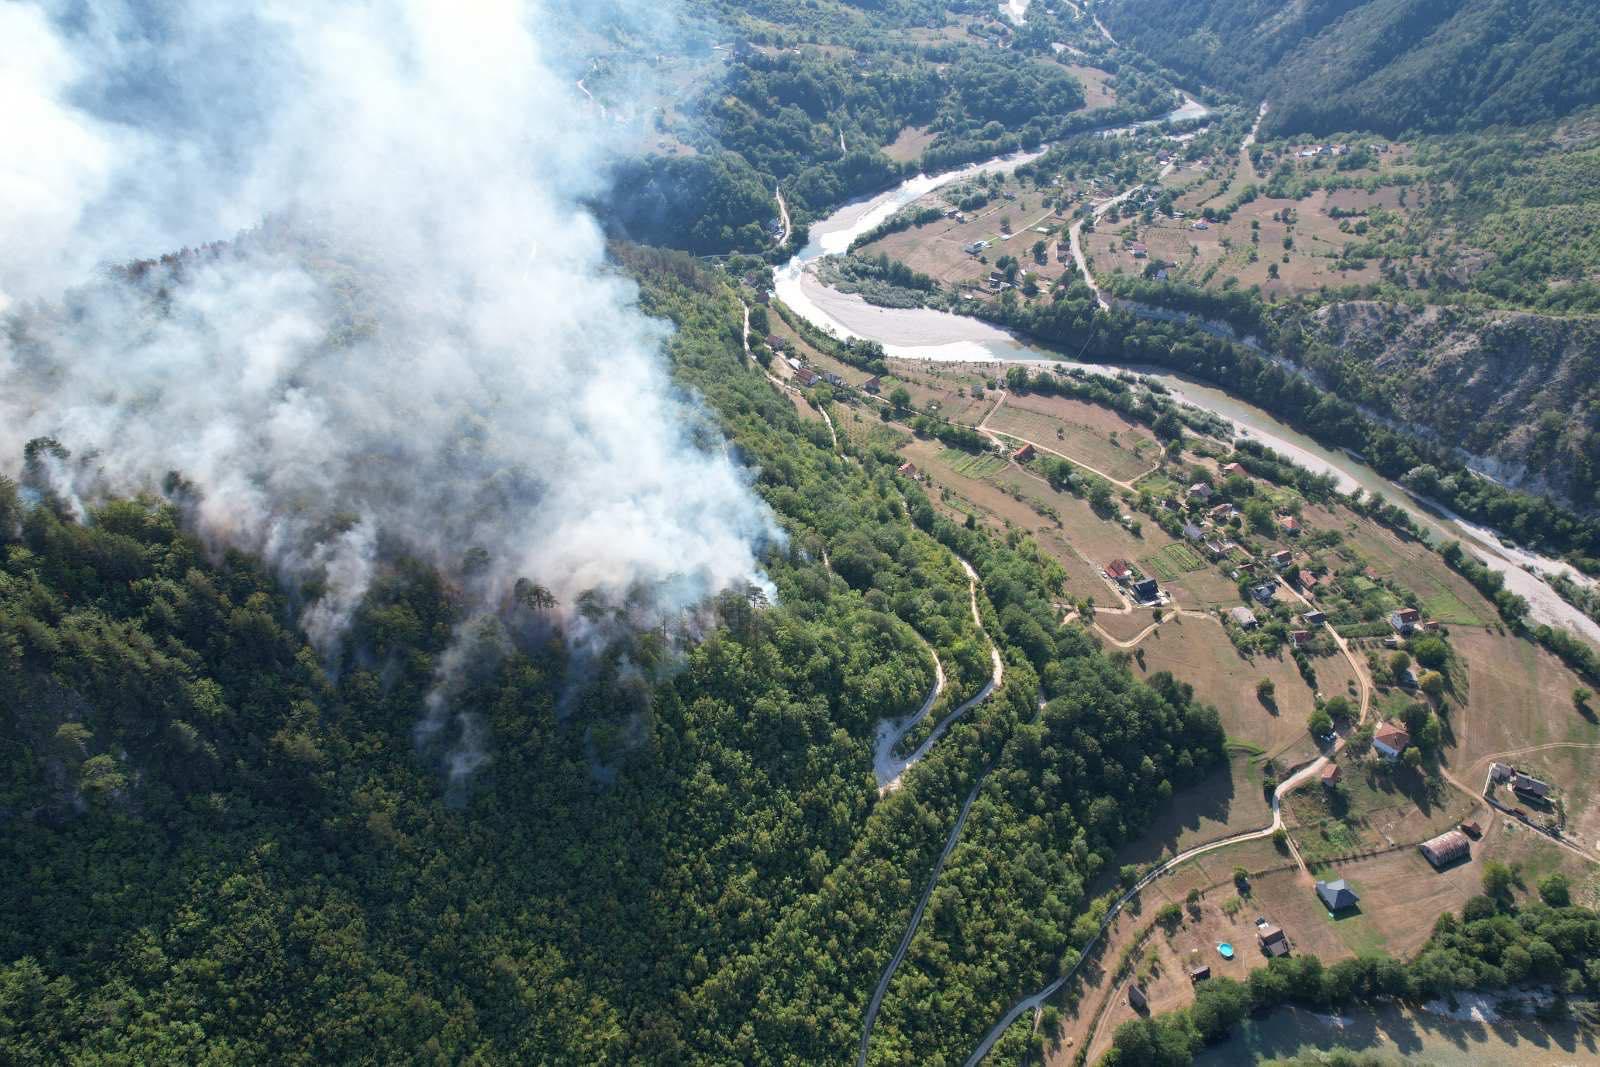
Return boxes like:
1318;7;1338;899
0;0;780;777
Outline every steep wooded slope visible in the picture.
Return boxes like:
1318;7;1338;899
1101;0;1600;137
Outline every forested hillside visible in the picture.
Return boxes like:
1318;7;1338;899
1100;0;1600;137
606;0;1185;252
0;249;1223;1063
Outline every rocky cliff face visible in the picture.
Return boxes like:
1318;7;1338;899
1299;301;1600;506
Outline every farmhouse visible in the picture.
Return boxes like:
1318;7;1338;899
1512;772;1552;801
1390;607;1420;633
1419;829;1471;869
1256;924;1291;958
1012;443;1036;462
1106;559;1133;581
1315;879;1359;912
1229;606;1258;628
1373;721;1410;760
1132;577;1160;602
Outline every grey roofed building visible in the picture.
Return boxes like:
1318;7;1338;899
1229;606;1258;628
1315;879;1359;912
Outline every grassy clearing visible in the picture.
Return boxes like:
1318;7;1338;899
939;447;1006;478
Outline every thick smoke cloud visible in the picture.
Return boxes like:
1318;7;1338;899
0;1;780;774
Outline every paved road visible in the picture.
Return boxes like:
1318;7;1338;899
963;754;1329;1066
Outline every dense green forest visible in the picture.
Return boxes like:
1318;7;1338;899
0;248;1225;1063
1101;0;1600;137
1103;884;1600;1065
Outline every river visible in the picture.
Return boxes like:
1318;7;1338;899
774;149;1600;646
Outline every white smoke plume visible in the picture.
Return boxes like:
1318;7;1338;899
0;1;780;775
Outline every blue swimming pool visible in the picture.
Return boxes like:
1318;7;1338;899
1217;942;1235;959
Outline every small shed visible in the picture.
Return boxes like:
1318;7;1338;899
1128;984;1148;1011
1320;763;1341;786
1189;964;1210;982
1256;925;1291;958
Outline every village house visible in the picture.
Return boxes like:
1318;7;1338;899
1302;610;1326;626
1132;577;1160;602
1204;540;1229;560
1270;549;1293;568
1229;606;1258;628
1320;762;1341;787
766;334;787;352
1106;559;1132;582
1315;879;1359;912
1290;629;1313;648
1128;241;1148;258
794;367;820;388
1252;583;1277;604
1012;443;1036;463
1419;829;1471;869
1256;924;1291;958
1187;482;1213;502
1389;607;1420;633
1460;820;1483;838
1373;721;1410;760
1512;772;1552;802
823;371;844;387
1280;515;1301;536
1209;502;1233;523
863;376;882;393
896;462;916;477
1296;569;1317;590
1221;462;1245;478
1183;523;1204;542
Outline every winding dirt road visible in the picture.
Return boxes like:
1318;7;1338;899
860;556;1005;1064
877;559;1005;793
